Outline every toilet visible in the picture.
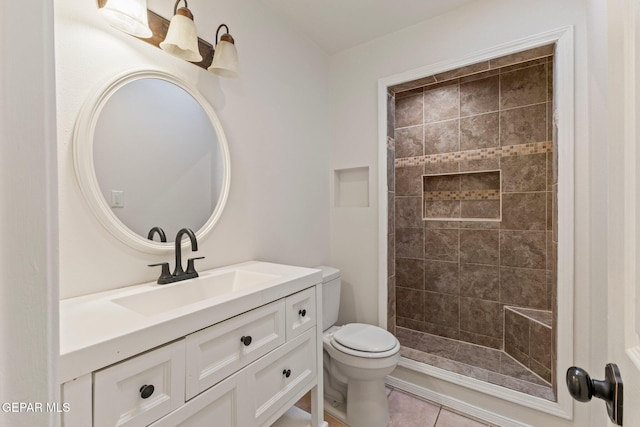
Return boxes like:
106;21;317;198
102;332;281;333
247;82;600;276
317;266;400;427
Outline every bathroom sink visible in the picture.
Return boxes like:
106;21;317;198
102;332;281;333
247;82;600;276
112;269;281;316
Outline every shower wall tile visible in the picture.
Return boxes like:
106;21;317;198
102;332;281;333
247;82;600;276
396;228;424;259
504;309;530;362
395;93;423;128
459;263;499;300
500;64;547;109
424;84;459;123
499;103;547;146
395;166;423;196
393;47;557;373
460;297;503;338
396;287;424;321
500;267;547;309
424;229;459;262
500;230;547;269
387;142;395;191
424;119;460;155
424;260;459;295
387;90;395;138
501;192;546;230
395;196;423;228
501;153;547;192
388;191;395;233
460;112;499;151
396;258;425;290
388;232;395;276
415;333;459;359
530;322;552;367
424;291;460;329
459;229;499;265
387;276;396;333
460;76;499;117
395;126;423;158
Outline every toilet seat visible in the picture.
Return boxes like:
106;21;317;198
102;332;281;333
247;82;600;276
330;323;399;359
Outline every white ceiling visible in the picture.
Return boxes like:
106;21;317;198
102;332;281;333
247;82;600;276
260;0;479;55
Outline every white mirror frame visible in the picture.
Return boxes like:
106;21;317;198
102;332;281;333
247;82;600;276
73;68;231;254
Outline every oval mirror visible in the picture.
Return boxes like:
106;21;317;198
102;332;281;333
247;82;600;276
73;69;230;253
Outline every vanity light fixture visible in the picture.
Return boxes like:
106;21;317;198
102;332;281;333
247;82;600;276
100;0;152;38
160;0;203;62
208;24;239;78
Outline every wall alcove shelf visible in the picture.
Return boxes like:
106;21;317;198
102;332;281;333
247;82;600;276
97;0;214;70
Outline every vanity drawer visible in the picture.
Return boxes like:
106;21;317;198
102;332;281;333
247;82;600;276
93;340;186;427
285;287;317;341
244;327;317;426
185;299;286;399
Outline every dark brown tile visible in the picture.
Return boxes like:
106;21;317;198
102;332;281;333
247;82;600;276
424;83;459;123
415;333;459;359
420;320;460;339
460;297;503;338
459;220;500;229
500;231;547;269
435;61;490;82
395;326;423;347
390;76;435;95
460;170;500;190
460;75;499;117
424;220;461;229
459;69;499;84
395;93;423;128
499;104;547;146
388;232;395;275
424;174;461;191
530;359;552;384
396;257;424;290
424;291;460;329
424;229;459;262
459;331;503;349
396;287;424;321
388;276;396;330
459;229;499;265
501;153;547;192
387;145;395;191
395;166;423;196
500;267;547;309
454;341;502;372
530;321;552;368
487;372;555;401
504;309;530;362
500;64;547;109
489;45;554;69
424;260;459;295
388;191;395;233
424;200;461;219
460;200;501;220
460;263;499;300
425;162;460;174
395;126;423;158
500;353;549;386
396;228;424;258
395;196;423;228
424;119;459;155
501;192;546;230
546;191;553;231
459;158;500;172
387;91;395;137
460;112;499;151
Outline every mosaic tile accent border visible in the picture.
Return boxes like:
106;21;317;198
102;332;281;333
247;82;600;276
424;189;501;202
395;141;552;168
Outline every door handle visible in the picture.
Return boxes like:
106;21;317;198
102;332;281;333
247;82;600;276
566;364;623;425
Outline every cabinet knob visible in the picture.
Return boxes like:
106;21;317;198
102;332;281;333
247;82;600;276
240;336;252;346
139;384;155;399
282;369;291;378
298;309;306;317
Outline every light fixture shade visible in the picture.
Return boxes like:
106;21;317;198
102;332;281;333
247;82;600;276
160;13;203;62
208;38;239;78
100;0;152;39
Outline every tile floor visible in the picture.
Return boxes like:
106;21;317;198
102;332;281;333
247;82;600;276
296;388;497;427
396;327;555;401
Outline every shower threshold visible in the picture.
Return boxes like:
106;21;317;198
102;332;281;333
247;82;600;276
396;327;555;401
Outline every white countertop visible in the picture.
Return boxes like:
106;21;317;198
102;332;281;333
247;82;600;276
59;261;322;383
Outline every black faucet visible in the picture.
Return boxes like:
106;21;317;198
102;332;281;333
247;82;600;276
147;226;167;242
148;227;204;284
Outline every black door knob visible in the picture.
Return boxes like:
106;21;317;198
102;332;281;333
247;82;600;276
282;369;291;378
298;309;306;317
139;384;155;399
240;336;252;346
566;364;623;425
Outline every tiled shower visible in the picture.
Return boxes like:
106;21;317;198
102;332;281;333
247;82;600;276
386;45;558;400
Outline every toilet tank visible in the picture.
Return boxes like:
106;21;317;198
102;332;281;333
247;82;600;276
316;266;341;331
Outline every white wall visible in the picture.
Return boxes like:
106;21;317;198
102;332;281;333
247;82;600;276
55;0;331;298
328;0;599;425
0;0;59;425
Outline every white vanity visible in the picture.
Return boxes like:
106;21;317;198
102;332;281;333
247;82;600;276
60;261;327;427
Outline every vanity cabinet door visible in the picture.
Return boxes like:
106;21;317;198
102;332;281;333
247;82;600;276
149;373;244;427
93;340;186;427
185;300;286;399
244;327;317;426
285;287;317;341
